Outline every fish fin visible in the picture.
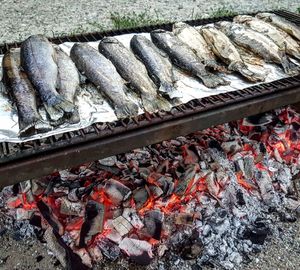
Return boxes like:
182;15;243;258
141;94;172;112
205;60;229;73
229;62;266;82
114;102;139;119
159;81;183;99
19;118;52;137
197;73;230;88
278;49;300;75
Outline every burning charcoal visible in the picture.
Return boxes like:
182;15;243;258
112;216;133;236
31;179;48;196
16;208;34;220
175;164;198;196
19;180;31;193
104;179;131;204
182;145;199;164
243;155;255;180
97;238;120;261
148;185;163;199
59;170;78;181
221;141;242;155
256;171;275;204
119;237;153;265
68;189;80;202
88;244;103;263
156;176;175;196
59;197;84;216
37;200;64;235
44;227;67;268
123;208;144;229
133;187;149;209
99;156;117;166
215;170;229;187
78;201;105;247
205;172;220;199
143;210;164;240
106;229;122;244
174;213;201;225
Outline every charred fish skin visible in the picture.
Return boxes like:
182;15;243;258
20;35;75;122
256;13;300;41
234;15;300;60
55;47;80;124
70;43;139;119
130;35;180;99
98;37;171;112
173;22;226;72
2;49;51;136
216;21;299;75
200;26;266;82
150;29;229;88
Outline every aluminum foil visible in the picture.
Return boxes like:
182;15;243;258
0;32;291;143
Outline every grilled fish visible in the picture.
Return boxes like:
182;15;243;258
234;15;300;60
70;43;139;119
55;47;80;123
150;30;229;88
256;13;300;41
2;49;51;136
173;22;226;72
98;37;171;112
216;21;299;75
200;26;266;82
130;35;181;99
20;35;75;122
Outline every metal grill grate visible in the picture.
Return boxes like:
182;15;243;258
0;10;300;188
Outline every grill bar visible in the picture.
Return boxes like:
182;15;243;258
0;10;300;188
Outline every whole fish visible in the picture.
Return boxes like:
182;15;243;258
234;15;300;60
200;26;266;82
130;35;181;99
55;47;80;123
173;22;226;72
2;49;51;136
70;43;139;119
150;30;229;88
256;13;300;41
216;21;299;75
20;35;75;122
98;37;171;112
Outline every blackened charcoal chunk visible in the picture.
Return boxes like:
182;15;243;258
78;201;105;247
97;238;120;261
242;218;269;245
143;210;164;240
179;230;203;260
236;189;246;206
279;212;297;223
208;140;223;153
133;187;149;209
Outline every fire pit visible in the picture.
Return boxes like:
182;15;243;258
0;9;300;270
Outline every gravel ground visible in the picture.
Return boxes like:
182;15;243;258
0;0;299;44
0;1;300;269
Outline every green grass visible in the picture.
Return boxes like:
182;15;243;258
110;11;163;30
211;7;238;18
297;7;300;13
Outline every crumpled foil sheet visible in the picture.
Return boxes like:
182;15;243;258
0;32;290;143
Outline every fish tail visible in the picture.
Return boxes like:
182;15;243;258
159;81;183;99
45;96;76;122
229;62;266;82
114;102;139;119
197;73;230;88
19;118;52;137
68;108;81;124
206;60;228;73
280;53;299;75
141;94;172;112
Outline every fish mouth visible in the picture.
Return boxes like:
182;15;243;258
151;29;167;34
100;37;120;44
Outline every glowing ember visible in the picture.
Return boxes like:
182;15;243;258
2;106;300;269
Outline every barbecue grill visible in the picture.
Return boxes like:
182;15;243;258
1;9;300;189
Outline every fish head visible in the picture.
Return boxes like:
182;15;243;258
214;21;233;35
256;12;273;22
100;36;120;45
200;26;217;44
233;15;253;24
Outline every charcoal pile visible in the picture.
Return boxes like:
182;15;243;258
0;105;299;269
